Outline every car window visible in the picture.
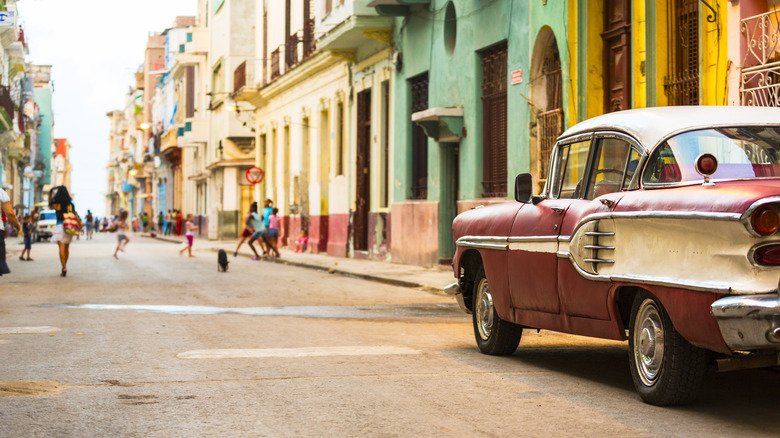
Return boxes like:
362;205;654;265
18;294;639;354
39;212;56;221
552;140;591;199
643;126;780;185
584;138;632;199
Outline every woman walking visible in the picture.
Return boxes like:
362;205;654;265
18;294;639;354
49;186;81;277
0;186;21;276
19;214;33;261
234;202;258;257
85;210;94;239
267;207;281;258
113;210;130;259
179;214;198;257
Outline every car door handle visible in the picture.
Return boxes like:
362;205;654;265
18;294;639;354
552;208;564;214
600;199;615;208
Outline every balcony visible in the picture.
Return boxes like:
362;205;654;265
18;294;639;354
741;10;780;106
232;60;261;102
178;118;208;146
176;27;207;67
317;6;393;52
270;48;281;81
366;0;430;17
0;85;14;131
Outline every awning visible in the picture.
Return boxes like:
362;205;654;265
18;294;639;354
411;107;464;143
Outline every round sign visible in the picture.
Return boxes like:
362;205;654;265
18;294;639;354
246;166;264;184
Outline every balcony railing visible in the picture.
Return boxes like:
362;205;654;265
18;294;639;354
286;33;299;69
537;108;563;184
303;18;315;59
270;48;281;80
234;61;247;92
741;11;780;106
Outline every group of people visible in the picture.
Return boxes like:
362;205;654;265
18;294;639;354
234;198;281;260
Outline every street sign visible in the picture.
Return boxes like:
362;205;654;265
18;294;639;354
511;69;523;85
246;166;264;184
0;12;15;28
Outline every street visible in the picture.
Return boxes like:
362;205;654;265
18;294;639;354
1;233;779;437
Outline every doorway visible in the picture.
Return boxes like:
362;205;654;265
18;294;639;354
354;89;372;252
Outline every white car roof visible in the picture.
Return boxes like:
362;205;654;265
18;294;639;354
559;106;780;151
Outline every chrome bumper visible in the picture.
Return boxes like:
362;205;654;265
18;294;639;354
444;281;471;314
711;293;780;351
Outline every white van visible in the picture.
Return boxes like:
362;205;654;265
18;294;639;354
34;209;57;241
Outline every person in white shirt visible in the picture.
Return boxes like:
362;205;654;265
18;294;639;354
0;187;21;276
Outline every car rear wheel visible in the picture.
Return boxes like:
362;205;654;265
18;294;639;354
472;266;522;355
628;292;706;406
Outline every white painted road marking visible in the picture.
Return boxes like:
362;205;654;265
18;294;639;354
0;327;61;334
177;346;423;359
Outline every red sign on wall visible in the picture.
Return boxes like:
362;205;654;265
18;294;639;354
246;166;264;184
511;69;523;85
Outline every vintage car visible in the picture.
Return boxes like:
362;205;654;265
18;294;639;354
446;106;780;406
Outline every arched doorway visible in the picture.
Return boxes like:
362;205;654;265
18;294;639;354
529;27;563;194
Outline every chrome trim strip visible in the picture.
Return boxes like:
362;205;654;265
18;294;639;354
556;251;569;258
456;236;509;250
507;235;559;243
566;255;611;282
457;241;509;251
610;274;732;294
586;231;614;236
584;245;615;250
584;258;615;264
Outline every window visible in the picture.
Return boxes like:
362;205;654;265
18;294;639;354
380;80;390;208
336;101;345;176
584;138;633;199
643;127;780;185
409;72;429;200
551;140;591;199
480;41;508;198
663;0;699;105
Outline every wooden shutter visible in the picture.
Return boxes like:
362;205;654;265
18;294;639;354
186;66;195;118
480;42;508;198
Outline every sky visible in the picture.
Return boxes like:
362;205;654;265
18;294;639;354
18;0;197;218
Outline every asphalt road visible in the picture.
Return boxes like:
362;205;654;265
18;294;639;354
1;233;779;437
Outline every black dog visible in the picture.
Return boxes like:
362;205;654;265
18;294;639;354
217;249;229;272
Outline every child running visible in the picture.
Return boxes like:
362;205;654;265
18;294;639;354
19;214;33;261
179;214;198;257
113;210;130;259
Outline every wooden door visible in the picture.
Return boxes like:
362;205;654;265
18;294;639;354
354;89;371;252
602;0;631;112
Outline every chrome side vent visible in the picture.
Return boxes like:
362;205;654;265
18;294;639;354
584;229;615;273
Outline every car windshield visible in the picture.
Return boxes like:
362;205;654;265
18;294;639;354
39;212;56;221
643;126;780;185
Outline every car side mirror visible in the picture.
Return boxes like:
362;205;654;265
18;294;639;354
514;173;533;203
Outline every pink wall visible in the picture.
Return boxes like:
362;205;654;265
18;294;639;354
327;214;349;257
390;202;439;267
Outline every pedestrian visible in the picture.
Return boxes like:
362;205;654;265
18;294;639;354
179;214;198;257
176;210;182;236
101;216;108;232
142;212;149;232
248;204;268;260
234;202;258;257
164;210;172;235
261;199;273;256
0;186;21;276
85;210;94;240
113;210;130;259
267;207;281;258
19;215;33;261
49;185;82;277
158;210;164;233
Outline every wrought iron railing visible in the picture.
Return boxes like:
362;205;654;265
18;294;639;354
303;18;316;60
741;10;780;106
0;85;14;121
234;61;247;93
270;48;280;80
286;33;299;69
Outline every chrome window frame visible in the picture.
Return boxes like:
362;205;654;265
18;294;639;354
546;131;646;200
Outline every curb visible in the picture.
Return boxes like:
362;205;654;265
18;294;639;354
152;235;446;295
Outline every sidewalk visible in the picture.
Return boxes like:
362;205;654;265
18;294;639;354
149;233;454;295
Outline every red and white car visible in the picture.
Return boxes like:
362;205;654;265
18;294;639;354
447;106;780;405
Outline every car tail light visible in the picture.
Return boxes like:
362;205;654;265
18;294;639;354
751;205;780;236
754;244;780;266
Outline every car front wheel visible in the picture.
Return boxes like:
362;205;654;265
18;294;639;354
628;292;706;406
472;266;522;355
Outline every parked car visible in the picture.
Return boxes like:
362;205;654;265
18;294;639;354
446;106;780;406
34;209;57;241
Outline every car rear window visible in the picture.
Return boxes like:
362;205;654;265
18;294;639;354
39;212;56;221
643;127;780;185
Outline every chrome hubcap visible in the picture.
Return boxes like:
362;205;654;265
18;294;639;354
633;299;665;387
476;278;494;341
